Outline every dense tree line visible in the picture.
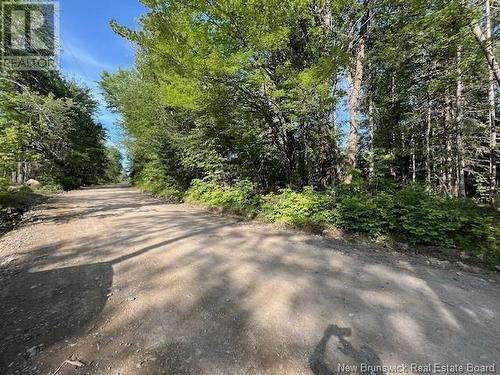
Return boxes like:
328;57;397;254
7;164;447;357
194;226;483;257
102;0;498;203
0;70;118;189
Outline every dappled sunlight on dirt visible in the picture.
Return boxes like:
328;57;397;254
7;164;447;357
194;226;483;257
0;186;499;374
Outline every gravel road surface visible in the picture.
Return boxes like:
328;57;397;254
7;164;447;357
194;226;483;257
0;186;498;374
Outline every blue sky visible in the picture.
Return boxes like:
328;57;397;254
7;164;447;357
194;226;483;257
58;1;146;146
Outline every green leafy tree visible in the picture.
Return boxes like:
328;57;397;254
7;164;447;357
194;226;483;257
0;71;109;188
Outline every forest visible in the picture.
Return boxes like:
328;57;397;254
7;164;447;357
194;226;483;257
100;0;499;264
0;69;123;191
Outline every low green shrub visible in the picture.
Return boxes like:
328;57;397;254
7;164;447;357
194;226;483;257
335;194;387;236
135;161;183;199
37;176;64;192
442;199;499;262
334;186;499;260
0;177;9;193
184;179;220;203
386;187;498;258
389;186;458;246
261;187;335;230
0;186;38;208
185;179;261;215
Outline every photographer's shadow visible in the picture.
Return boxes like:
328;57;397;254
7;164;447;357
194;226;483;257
309;324;384;375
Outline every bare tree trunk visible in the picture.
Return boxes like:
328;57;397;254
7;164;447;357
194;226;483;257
485;0;497;205
445;94;453;195
16;162;24;185
345;39;366;184
411;132;416;183
332;109;341;187
344;0;369;184
368;97;375;182
390;74;397;180
401;132;407;183
456;48;466;198
426;107;432;185
489;81;496;204
471;7;500;87
390;132;397;180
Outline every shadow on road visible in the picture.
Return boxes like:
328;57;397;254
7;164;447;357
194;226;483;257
0;263;112;371
309;325;384;375
0;186;498;374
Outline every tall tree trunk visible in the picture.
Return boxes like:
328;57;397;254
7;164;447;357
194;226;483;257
368;96;375;182
485;0;497;205
344;0;369;184
426;107;432;185
332;108;341;187
445;94;453;195
284;128;295;185
345;38;366;184
390;73;397;180
456;49;466;198
401;131;407;183
471;0;500;87
488;81;496;204
411;132;416;183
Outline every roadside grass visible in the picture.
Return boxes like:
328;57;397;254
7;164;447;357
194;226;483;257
0;186;47;234
0;187;42;209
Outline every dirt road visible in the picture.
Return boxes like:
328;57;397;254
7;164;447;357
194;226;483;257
0;186;499;374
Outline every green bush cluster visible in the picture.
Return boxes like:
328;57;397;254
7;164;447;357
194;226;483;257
337;187;498;261
262;187;336;230
0;177;9;193
185;179;262;216
183;180;499;264
335;194;389;236
135;161;183;199
36;176;64;192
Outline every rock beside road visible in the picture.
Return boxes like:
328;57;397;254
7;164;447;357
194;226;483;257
24;179;41;188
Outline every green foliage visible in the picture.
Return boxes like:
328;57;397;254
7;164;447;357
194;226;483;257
336;186;499;261
388;186;457;245
0;177;9;193
103;146;124;183
0;71;109;189
440;200;499;262
36;176;63;192
185;179;262;216
104;0;346;191
135;161;183;199
335;194;388;236
0;186;38;209
262;187;335;230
